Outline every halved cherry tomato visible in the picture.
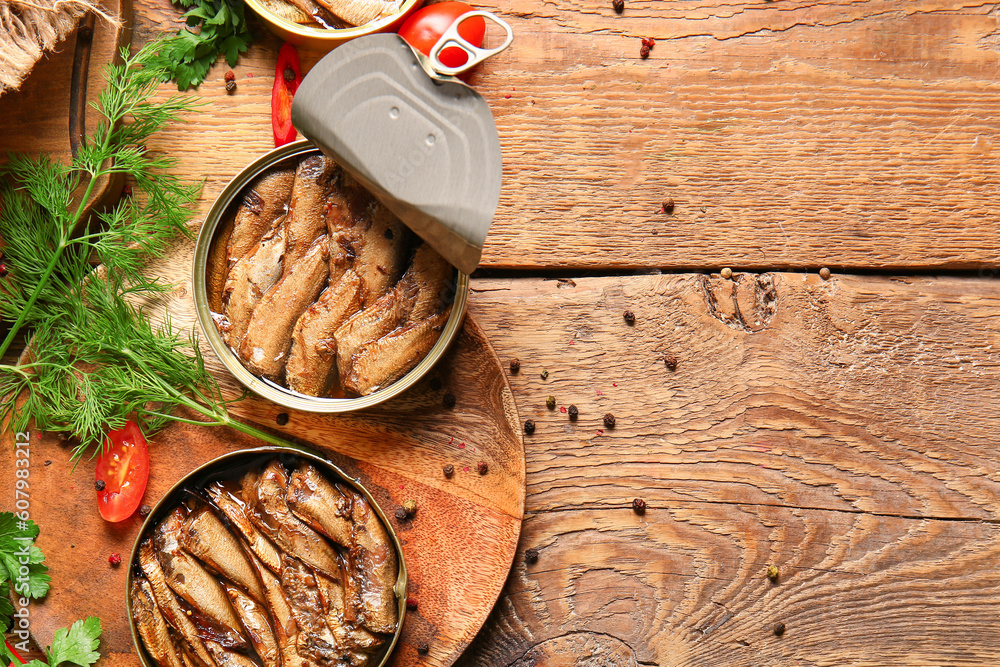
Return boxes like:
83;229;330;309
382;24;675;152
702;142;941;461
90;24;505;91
272;42;302;147
95;420;149;523
398;1;486;69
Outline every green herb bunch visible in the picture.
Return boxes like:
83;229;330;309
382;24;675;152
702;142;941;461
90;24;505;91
0;40;286;459
0;513;100;667
149;0;254;90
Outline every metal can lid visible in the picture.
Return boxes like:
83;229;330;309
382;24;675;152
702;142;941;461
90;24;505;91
292;34;502;275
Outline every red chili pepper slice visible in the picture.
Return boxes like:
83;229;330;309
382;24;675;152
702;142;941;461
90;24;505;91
272;43;302;147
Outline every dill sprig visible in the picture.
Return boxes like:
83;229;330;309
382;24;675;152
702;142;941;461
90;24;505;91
0;39;286;459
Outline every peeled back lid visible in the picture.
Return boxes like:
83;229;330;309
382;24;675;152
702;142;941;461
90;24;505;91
291;33;503;275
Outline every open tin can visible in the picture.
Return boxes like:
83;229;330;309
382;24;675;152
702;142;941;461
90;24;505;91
126;446;408;667
193;31;509;412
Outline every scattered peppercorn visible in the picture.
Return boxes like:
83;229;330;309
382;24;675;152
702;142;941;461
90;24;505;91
443;464;455;478
662;198;675;214
276;413;289;426
523;420;535;435
403;500;418;516
632;497;646;513
108;553;122;566
540;369;549;380
0;264;8;277
546;395;556;410
139;504;152;517
640;44;651;59
443;392;456;407
406;597;418;611
773;622;786;637
568;405;579;420
224;70;236;82
284;67;296;83
663;353;678;371
524;547;539;564
394;508;408;521
509;358;520;373
226;79;237;93
612;0;624;12
766;565;779;582
819;267;832;280
603;413;616;428
122;184;133;198
44;460;52;466
642;37;656;47
384;228;394;240
417;644;429;655
623;310;635;324
721;267;733;279
95;479;105;491
477;461;489;475
429;377;442;391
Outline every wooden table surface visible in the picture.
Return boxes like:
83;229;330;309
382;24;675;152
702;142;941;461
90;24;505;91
8;0;1000;665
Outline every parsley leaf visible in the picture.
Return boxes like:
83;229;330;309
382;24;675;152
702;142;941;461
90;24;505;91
0;512;50;631
44;617;102;667
149;0;253;90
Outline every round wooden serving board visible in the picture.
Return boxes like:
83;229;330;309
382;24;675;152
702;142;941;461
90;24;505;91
0;232;525;667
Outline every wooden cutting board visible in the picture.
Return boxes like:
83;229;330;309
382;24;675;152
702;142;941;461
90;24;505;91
0;220;525;667
0;0;133;214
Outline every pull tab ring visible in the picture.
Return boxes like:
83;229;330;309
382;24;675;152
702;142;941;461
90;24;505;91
428;10;514;76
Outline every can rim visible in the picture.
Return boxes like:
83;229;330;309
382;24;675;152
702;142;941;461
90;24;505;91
244;0;421;41
192;140;469;412
125;445;408;667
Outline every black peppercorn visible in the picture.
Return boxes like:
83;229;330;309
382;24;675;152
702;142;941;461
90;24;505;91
477;461;488;475
394;508;408;521
773;622;786;636
429;377;442;391
443;464;454;478
384;228;394;240
524;419;535;435
603;413;616;428
632;498;646;513
662;198;675;214
417;644;429;655
568;405;578;420
663;353;678;371
524;547;539;564
276;413;289;426
612;0;624;12
623;310;635;324
95;479;105;491
226;79;237;93
509;358;520;373
443;392;456;407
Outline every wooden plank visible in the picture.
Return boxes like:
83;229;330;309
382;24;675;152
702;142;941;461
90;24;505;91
133;0;1000;271
452;272;1000;665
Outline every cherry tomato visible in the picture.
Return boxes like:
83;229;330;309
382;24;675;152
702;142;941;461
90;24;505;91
95;420;149;523
398;1;486;69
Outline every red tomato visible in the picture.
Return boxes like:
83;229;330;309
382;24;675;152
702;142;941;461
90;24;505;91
95;420;149;522
398;2;486;69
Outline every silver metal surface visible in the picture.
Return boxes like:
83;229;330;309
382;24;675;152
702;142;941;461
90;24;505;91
192;141;469;413
291;33;502;275
427;11;513;77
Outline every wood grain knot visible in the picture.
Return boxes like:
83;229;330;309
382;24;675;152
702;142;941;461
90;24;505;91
513;632;640;667
701;273;777;332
